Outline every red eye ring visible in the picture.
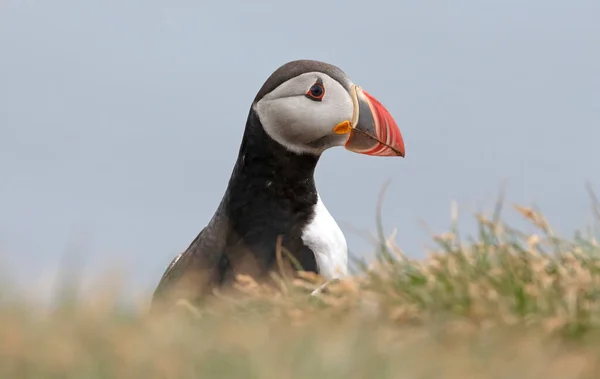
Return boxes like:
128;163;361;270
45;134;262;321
305;82;325;101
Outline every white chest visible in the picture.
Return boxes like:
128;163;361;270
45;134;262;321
301;195;348;280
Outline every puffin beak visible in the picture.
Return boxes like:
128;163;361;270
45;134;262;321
334;85;405;157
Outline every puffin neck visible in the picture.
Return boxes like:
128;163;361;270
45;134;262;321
225;109;321;204
210;109;323;278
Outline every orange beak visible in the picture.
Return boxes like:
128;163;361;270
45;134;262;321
343;85;405;157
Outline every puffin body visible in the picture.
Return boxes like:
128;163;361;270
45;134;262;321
152;60;405;307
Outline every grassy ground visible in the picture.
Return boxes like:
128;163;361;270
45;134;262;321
2;202;600;378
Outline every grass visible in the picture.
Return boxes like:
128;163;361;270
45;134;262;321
2;199;600;378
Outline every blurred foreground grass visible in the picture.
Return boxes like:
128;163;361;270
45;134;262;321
2;203;600;378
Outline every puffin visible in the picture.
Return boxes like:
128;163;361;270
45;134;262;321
152;59;405;308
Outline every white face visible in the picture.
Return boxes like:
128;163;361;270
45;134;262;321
253;72;354;155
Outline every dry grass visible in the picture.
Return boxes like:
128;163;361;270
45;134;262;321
2;203;600;378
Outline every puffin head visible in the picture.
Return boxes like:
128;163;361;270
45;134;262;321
252;59;405;157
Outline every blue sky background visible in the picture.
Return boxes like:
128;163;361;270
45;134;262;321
1;0;599;303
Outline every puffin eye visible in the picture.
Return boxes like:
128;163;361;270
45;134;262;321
305;82;325;101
